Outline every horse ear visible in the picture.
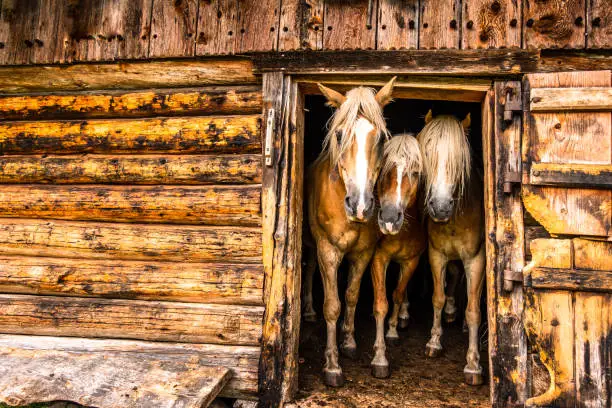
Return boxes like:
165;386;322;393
461;113;471;130
317;83;346;108
425;109;433;124
375;76;397;107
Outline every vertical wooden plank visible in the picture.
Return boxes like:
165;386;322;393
377;0;419;49
32;0;67;64
587;0;612;48
523;0;586;49
574;293;610;407
111;0;153;60
323;0;376;50
62;0;105;62
236;0;280;52
300;0;324;50
419;0;461;49
462;0;521;49
278;0;301;50
0;0;40;65
196;0;238;55
149;0;198;58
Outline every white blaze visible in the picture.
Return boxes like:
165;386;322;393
433;151;452;200
395;165;404;207
354;117;375;216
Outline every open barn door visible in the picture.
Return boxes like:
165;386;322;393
520;71;612;407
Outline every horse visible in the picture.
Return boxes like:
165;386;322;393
307;77;396;387
369;133;426;379
417;110;486;385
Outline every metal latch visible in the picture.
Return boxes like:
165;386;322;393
264;108;275;167
502;85;522;122
503;268;523;292
503;170;521;194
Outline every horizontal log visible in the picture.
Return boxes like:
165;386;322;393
0;256;263;305
529;163;612;189
530;267;612;293
0;86;263;120
0;154;262;185
0;294;263;345
0;335;259;399
0;185;262;226
0;115;261;154
0;219;262;263
530;87;612;111
0;349;231;408
0;60;258;94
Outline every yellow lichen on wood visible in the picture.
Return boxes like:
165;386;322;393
573;238;612;271
529;238;572;269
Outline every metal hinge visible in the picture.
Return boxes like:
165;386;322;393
502;84;522;122
503;170;521;194
264;108;275;167
503;268;524;292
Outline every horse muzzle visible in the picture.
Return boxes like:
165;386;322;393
378;207;403;235
345;195;374;222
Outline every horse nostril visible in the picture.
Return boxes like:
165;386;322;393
450;198;455;205
344;196;352;210
428;199;434;207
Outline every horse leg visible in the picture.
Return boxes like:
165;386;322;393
444;262;461;323
302;245;318;322
317;239;344;387
340;250;373;359
398;289;410;329
462;245;485;385
426;246;448;358
387;256;419;346
370;249;390;378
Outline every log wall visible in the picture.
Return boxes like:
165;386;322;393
0;0;608;65
0;60;263;399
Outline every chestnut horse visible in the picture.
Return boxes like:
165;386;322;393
308;78;396;387
370;133;426;378
418;110;486;385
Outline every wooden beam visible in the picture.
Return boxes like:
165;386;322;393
0;256;264;305
529;163;612;189
530;87;612;111
529;268;612;292
0;294;263;345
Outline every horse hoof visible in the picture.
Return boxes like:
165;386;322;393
444;311;456;323
340;345;357;359
371;364;390;379
398;317;409;329
303;313;317;323
425;345;442;358
386;336;400;347
324;370;345;387
464;371;484;386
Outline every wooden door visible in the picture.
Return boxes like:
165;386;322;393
520;71;612;407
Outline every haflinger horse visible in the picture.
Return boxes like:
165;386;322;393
418;110;486;385
370;133;426;379
307;77;396;387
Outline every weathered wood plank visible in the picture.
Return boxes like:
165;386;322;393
0;184;261;226
587;0;612;48
0;86;263;120
528;238;573;269
236;0;280;52
530;268;612;292
419;0;461;49
0;60;258;94
0;115;261;155
0;349;231;408
525;225;550;260
149;0;198;58
277;0;301;51
196;0;238;55
0;256;263;305
523;0;586;49
299;0;324;50
0;0;41;65
573;238;612;271
0;154;261;185
377;0;419;50
323;0;376;50
461;0;521;49
530;87;612;111
0;334;259;399
0;294;263;345
0;219;262;263
529;163;612;189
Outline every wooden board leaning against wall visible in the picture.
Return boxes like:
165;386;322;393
0;59;264;400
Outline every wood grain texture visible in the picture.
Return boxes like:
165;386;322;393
278;0;301;51
419;0;461;49
530;268;612;292
573;238;612;271
0;294;263;345
0;184;262;226
0;115;261;155
529;163;612;189
525;225;550;260
0;219;262;263
300;0;324;50
0;154;261;185
587;0;612;48
323;0;376;50
0;0;51;65
0;60;258;94
236;0;280;52
530;87;612;111
0;256;263;305
0;86;263;120
528;238;572;269
377;0;419;50
149;0;198;58
0;349;231;408
462;0;521;49
0;334;259;399
196;0;239;55
523;0;586;49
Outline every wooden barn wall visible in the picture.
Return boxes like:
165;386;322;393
0;60;263;400
0;0;609;65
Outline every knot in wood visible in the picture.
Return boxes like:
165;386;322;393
466;20;474;29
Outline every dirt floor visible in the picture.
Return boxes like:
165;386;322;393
291;317;490;408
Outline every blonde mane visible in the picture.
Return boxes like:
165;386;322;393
381;133;423;179
321;87;390;164
417;115;471;203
